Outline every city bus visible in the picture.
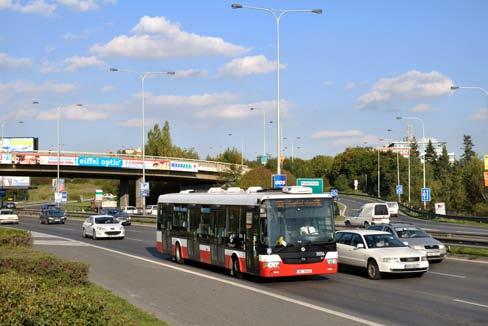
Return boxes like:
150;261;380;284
156;186;337;278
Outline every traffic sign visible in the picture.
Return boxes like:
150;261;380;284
272;174;287;189
330;188;339;198
0;189;6;198
259;155;268;165
54;192;62;203
61;191;68;203
297;178;323;194
95;189;103;201
140;182;150;197
396;184;403;195
421;187;431;202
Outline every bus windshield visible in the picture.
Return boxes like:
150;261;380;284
265;198;335;249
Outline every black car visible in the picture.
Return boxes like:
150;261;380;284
40;208;67;224
2;201;16;209
100;208;131;226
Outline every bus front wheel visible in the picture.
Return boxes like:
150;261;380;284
230;256;243;279
174;243;184;264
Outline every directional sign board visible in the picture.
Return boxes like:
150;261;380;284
421;187;431;202
396;184;403;195
259;155;268;165
140;182;150;197
61;191;68;203
297;178;323;194
330;188;339;198
0;189;6;198
95;189;103;201
272;174;287;189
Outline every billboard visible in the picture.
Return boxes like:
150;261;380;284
0;176;30;188
485;155;488;170
170;161;198;172
0;137;38;152
0;153;12;164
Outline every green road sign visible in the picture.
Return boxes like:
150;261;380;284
296;178;324;194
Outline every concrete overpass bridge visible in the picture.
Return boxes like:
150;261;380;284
0;151;235;207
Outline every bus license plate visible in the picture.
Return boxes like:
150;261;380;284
296;269;312;274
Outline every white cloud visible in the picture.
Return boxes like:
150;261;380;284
218;55;283;77
410;103;433;113
40;55;103;73
118;118;157;128
37;105;108;121
0;80;78;94
174;69;208;78
0;52;32;70
101;85;114;93
467;108;488;121
0;0;56;15
197;99;291;120
57;0;98;11
357;70;452;109
311;129;363;139
145;92;239;108
91;15;247;59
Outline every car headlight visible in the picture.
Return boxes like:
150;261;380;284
265;261;280;268
383;257;400;263
421;256;428;261
97;227;103;231
439;244;445;249
412;245;423;250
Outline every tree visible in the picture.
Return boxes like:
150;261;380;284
210;147;243;165
424;140;437;163
461;134;476;163
434;145;450;180
145;124;161;156
159;121;173;156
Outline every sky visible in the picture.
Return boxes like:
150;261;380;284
1;0;487;160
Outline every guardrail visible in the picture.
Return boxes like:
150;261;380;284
341;192;488;224
17;208;157;223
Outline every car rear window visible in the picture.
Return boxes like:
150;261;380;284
1;210;13;215
374;204;389;216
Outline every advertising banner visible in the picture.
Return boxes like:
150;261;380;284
485;155;488;170
0;176;30;188
170;161;198;172
39;155;77;166
76;156;123;168
272;174;287;189
0;153;12;164
122;159;170;170
484;172;488;187
0;138;36;152
13;153;40;165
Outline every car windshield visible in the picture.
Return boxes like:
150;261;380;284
94;216;117;224
265;198;335;249
364;234;406;248
48;210;65;217
394;227;429;238
1;210;13;215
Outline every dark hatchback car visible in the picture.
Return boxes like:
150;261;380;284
40;208;67;224
100;208;131;226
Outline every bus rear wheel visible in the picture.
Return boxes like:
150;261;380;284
174;243;184;264
230;256;243;279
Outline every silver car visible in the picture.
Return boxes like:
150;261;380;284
368;223;446;262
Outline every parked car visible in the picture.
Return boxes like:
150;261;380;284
386;202;399;217
336;229;429;279
344;203;390;228
40;208;66;224
1;201;16;209
100;208;131;226
122;206;139;215
368;223;446;262
145;205;158;216
0;209;19;224
82;215;125;240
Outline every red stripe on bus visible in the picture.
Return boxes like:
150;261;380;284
259;260;337;278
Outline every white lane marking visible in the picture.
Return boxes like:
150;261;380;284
34;240;89;246
125;237;144;242
453;299;488;309
429;271;466;279
446;257;488;265
33;231;382;326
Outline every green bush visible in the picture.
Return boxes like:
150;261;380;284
472;202;488;217
0;248;89;286
0;228;32;247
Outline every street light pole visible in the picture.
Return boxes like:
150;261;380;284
450;85;488;96
232;4;322;175
377;148;381;198
110;68;174;210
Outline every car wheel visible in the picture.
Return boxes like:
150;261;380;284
174;243;184;264
230;256;243;279
367;259;381;280
92;231;97;240
364;221;370;228
345;221;352;227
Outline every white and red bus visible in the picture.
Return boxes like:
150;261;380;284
156;186;337;278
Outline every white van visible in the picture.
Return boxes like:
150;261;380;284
344;203;390;228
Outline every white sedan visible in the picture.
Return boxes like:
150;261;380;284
0;209;19;224
82;215;125;240
336;229;428;279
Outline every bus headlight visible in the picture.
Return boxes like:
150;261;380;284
327;258;337;265
265;261;280;269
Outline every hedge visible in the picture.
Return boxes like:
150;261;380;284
0;228;32;247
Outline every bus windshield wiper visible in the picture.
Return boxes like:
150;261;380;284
274;243;294;253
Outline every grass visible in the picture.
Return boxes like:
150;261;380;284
434;217;488;228
447;245;488;257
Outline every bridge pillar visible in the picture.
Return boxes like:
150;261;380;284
119;178;129;208
135;177;143;210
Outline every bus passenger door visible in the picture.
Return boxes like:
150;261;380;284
245;207;260;274
211;206;226;267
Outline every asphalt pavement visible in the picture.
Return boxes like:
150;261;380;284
9;215;488;325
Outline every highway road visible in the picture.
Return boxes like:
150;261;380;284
10;214;488;326
339;195;488;235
